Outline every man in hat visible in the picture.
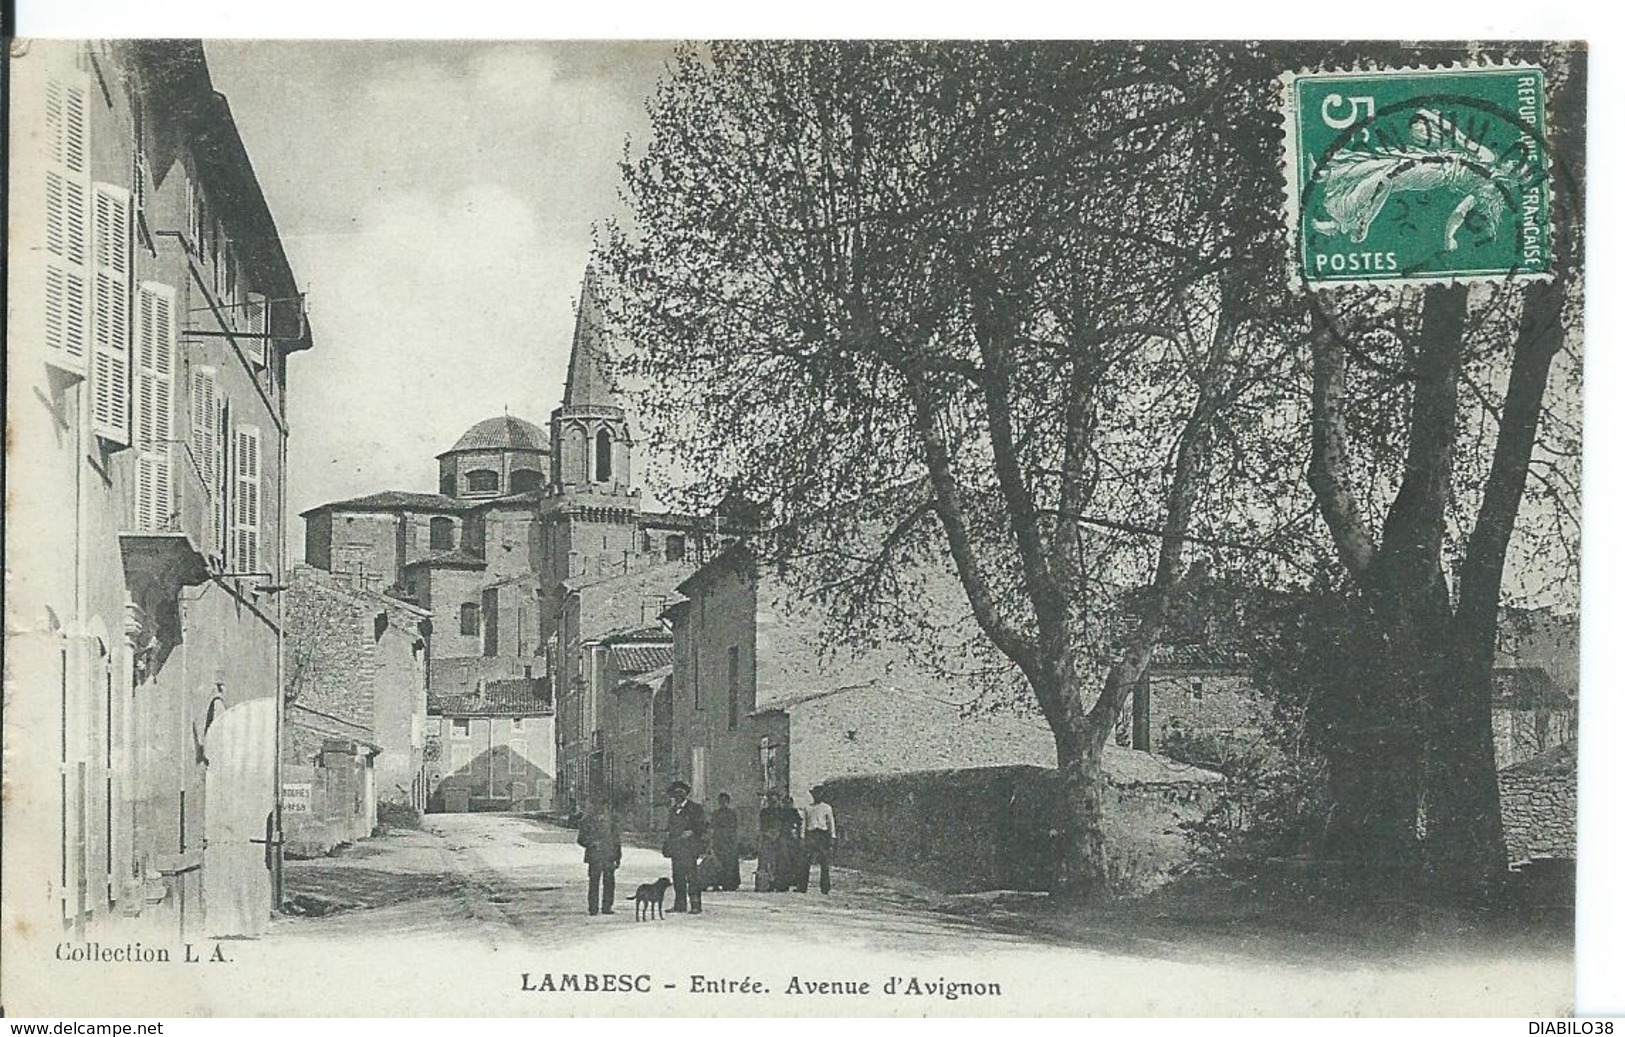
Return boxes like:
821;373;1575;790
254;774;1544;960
576;797;621;915
662;780;708;913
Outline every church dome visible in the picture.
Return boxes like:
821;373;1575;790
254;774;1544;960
438;415;550;457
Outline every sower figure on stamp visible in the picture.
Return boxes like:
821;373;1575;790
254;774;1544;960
577;798;621;916
709;791;741;892
662;780;707;914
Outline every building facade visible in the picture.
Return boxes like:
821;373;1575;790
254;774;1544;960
6;40;312;939
426;684;556;813
281;565;431;853
299;275;717;816
650;545;1053;846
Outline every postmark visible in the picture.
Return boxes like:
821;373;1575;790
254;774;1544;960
1283;65;1551;288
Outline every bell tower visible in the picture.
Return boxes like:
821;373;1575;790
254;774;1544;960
542;269;640;586
550;271;632;493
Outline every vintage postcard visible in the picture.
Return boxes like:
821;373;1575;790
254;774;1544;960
2;39;1588;1017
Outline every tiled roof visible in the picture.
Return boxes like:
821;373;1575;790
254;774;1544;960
610;643;673;676
602;625;670;645
302;490;470;516
403;548;487;570
1150;642;1251;671
438;415;549;457
481;489;548;508
431;678;553;716
1500;739;1576;776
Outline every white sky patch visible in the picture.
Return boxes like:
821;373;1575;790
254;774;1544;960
204;41;672;527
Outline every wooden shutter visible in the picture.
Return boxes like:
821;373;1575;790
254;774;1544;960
234;425;262;573
133;283;176;530
131;98;147;220
218;397;232;565
91;184;133;444
243;292;268;366
191;367;219;555
44;73;91;373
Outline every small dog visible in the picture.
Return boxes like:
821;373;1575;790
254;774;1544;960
628;877;671;921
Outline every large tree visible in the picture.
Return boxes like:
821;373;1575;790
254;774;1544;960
1300;44;1586;895
596;42;1293;896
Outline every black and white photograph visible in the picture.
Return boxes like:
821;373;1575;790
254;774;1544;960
0;32;1603;1018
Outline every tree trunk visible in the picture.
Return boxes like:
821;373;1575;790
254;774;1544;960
1317;596;1424;886
1419;630;1506;900
1052;725;1109;899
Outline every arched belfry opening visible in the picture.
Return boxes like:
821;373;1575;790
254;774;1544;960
595;428;613;483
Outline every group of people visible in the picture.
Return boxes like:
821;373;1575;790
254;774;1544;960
755;789;836;894
574;782;837;916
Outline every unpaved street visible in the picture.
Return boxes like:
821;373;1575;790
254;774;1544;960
238;812;1574;1017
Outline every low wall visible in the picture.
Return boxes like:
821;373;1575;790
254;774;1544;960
1499;742;1577;868
282;757;374;859
821;764;1216;896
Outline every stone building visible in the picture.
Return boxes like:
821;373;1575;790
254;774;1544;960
1122;646;1262;758
553;568;691;815
1119;604;1579;774
426;681;556;813
572;630;674;827
280;566;430;853
644;541;1219;871
6;41;312;938
299;275;716;815
1492;607;1578;769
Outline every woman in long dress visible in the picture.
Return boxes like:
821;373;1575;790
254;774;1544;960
757;791;784;891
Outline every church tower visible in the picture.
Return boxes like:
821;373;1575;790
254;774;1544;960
542;270;641;585
550;271;633;493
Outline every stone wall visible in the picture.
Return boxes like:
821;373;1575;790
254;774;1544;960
1499;742;1576;868
281;751;374;860
285;569;383;740
821;764;1217;895
283;567;429;812
315;511;401;590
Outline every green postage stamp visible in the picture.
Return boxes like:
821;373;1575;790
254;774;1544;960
1284;64;1551;287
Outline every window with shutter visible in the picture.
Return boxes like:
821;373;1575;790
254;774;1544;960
244;292;268;367
190;367;218;554
132;101;145;210
44;73;91;374
234;426;262;574
91;184;133;445
217;397;232;565
184;174;205;259
133;283;176;531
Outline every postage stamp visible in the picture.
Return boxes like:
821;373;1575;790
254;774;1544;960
1283;65;1551;287
3;39;1591;1020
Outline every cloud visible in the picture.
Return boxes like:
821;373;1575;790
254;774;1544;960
471;46;561;105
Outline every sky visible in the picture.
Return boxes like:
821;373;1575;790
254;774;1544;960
203;41;676;532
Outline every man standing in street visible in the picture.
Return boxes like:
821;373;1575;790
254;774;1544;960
799;786;836;895
662;780;707;913
576;798;621;916
710;791;741;892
